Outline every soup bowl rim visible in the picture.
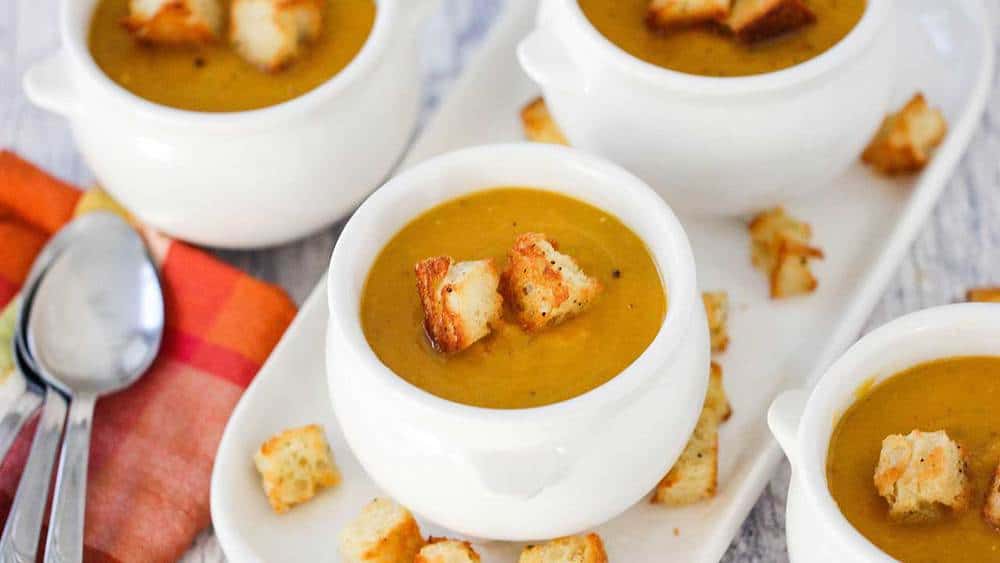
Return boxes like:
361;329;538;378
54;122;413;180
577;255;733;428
556;0;890;95
58;0;400;129
326;142;699;423
791;303;1000;562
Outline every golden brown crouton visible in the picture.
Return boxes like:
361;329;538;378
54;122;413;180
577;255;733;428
339;498;425;563
702;291;729;354
521;98;569;146
122;0;222;44
415;257;503;354
231;0;323;72
501;233;602;332
725;0;816;42
874;430;970;522
416;539;481;563
518;534;609;563
968;287;1000;303
646;0;731;31
653;363;730;506
749;207;824;299
253;424;340;514
862;93;948;175
984;463;1000;529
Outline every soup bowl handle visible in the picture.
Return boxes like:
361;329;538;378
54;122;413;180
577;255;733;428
768;389;809;469
517;26;587;94
23;51;79;118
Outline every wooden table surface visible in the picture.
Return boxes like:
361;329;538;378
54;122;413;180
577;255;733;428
3;1;1000;561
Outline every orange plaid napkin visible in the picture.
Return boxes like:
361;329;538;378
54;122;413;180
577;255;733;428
0;151;297;561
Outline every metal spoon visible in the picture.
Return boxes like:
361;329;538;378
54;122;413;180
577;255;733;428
0;334;67;563
25;213;164;563
0;213;122;463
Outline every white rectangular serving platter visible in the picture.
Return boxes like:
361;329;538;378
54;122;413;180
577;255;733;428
210;1;995;561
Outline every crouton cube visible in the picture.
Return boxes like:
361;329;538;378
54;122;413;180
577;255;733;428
501;233;602;332
521;97;569;146
749;207;823;299
653;363;729;506
647;0;731;31
415;257;503;354
863;93;948;175
231;0;323;72
416;538;481;563
122;0;222;44
968;287;1000;303
725;0;816;42
518;534;609;563
983;463;1000;529
339;498;425;563
702;291;729;354
874;430;970;522
253;424;340;513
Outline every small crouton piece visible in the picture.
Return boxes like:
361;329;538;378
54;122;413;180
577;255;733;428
253;424;340;514
725;0;816;42
122;0;222;44
984;463;1000;529
653;363;729;505
646;0;732;31
416;539;481;563
501;233;602;332
521;98;569;146
339;498;425;563
518;534;608;563
749;207;824;299
415;257;503;354
231;0;323;72
968;287;1000;303
862;93;948;175
702;291;729;354
874;430;970;522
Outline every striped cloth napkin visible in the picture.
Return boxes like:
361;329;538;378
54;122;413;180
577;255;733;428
0;151;297;562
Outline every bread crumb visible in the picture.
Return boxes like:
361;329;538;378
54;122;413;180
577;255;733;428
122;0;222;44
874;430;970;522
339;498;425;563
521;97;569;145
518;534;608;563
253;424;340;513
863;93;948;175
416;257;503;354
231;0;323;72
749;207;823;299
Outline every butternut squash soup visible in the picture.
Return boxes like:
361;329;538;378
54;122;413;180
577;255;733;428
360;188;666;409
578;0;866;77
827;357;1000;563
88;0;375;112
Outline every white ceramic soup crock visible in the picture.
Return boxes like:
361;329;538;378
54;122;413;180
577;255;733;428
326;143;709;540
768;303;1000;563
518;0;896;216
23;0;436;249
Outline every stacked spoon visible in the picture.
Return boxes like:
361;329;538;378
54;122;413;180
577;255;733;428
0;212;164;563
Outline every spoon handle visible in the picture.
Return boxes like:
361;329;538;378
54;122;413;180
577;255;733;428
0;388;68;563
0;390;43;463
43;395;95;563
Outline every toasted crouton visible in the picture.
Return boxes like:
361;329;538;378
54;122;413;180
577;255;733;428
501;233;602;332
874;430;970;522
339;498;425;563
122;0;222;44
702;291;729;354
984;463;1000;529
253;424;340;513
968;287;1000;303
231;0;323;72
415;257;503;354
749;207;824;299
725;0;816;42
646;0;732;31
416;539;481;563
862;93;948;175
653;363;729;505
518;534;608;563
521;98;569;146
